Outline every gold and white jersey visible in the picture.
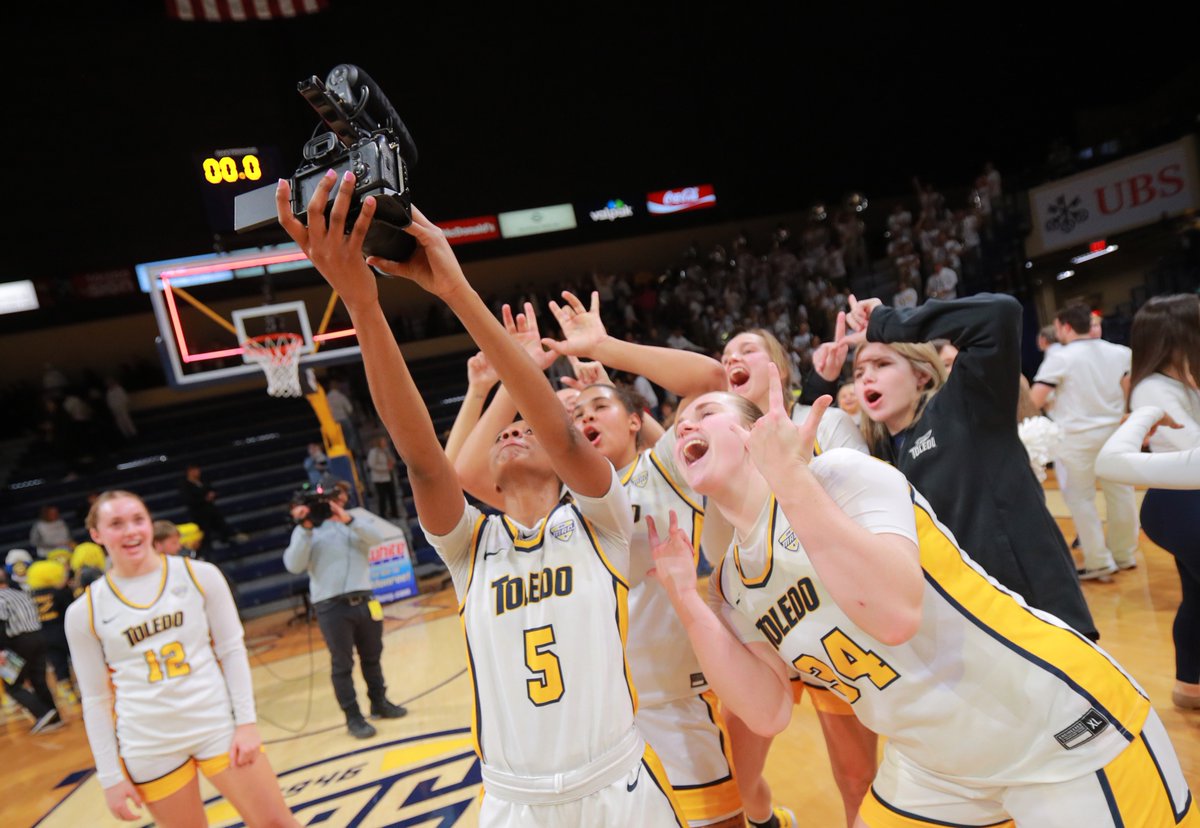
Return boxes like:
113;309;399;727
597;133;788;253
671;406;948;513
623;430;708;708
423;468;638;780
84;556;235;759
715;448;1151;786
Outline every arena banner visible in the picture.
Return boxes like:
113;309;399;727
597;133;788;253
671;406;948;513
646;183;717;215
497;203;577;238
348;508;419;603
1025;135;1199;257
437;215;501;245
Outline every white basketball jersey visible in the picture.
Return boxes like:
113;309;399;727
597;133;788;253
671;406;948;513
623;431;708;707
716;449;1151;786
454;494;638;779
85;556;234;758
793;403;868;454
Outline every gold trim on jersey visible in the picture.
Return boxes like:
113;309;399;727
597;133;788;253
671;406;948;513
641;743;690;827
733;496;776;589
85;585;98;638
501;498;565;551
575;504;638;714
181;557;204;596
647;450;704;514
105;556;168;610
862;786;1014;827
668;690;742;821
620;459;639;486
712;556;730;606
458;515;488;616
458;615;485;762
913;500;1151;741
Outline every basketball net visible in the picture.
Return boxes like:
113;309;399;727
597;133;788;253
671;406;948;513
243;333;305;398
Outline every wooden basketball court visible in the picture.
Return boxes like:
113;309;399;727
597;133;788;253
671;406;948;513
7;478;1197;827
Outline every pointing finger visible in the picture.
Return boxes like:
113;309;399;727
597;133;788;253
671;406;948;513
766;362;787;415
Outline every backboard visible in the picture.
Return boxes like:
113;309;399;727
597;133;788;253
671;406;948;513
141;243;364;390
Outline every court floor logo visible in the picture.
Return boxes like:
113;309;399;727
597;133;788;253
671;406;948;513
205;728;480;827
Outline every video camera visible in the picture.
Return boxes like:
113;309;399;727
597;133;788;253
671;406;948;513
292;485;334;527
234;63;418;262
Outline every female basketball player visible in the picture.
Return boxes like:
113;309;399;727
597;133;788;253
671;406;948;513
651;365;1195;826
541;293;877;827
64;490;297;827
274;169;686;826
454;373;745;827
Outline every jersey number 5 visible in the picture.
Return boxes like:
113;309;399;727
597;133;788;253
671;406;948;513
524;625;564;706
145;641;191;683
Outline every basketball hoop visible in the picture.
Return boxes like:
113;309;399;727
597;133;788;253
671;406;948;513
243;333;305;398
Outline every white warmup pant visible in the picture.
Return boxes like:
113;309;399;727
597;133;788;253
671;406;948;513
1054;427;1139;571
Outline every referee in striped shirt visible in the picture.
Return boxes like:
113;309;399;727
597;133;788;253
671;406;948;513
0;567;63;733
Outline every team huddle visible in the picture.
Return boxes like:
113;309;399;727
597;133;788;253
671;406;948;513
60;168;1194;828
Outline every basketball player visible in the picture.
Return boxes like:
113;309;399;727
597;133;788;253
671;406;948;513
274;170;686;826
455;376;744;827
540;292;877;827
64;490;298;827
650;365;1196;827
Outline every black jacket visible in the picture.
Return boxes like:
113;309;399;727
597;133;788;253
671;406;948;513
867;293;1098;639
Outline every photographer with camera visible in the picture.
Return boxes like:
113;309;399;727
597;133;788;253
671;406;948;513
282;486;407;739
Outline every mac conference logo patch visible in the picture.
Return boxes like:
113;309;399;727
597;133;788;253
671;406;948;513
549;519;576;542
777;528;800;552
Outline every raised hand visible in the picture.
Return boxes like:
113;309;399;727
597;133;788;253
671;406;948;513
811;311;852;381
560;356;613;391
731;364;830;488
275;171;379;310
845;294;883;334
466;351;499;389
366;204;470;300
646;512;698;602
544;290;608;357
502;301;558;371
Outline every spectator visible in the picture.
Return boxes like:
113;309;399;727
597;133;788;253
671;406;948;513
5;549;34;590
303;442;329;486
25;559;76;705
283;491;407;739
30;505;75;559
104;376;137;440
365;437;399;520
892;275;918;309
152;519;188;557
925;262;959;300
180;465;247;555
325;379;361;457
0;567;63;733
1030;304;1139;580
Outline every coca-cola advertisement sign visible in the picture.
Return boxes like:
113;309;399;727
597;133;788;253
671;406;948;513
647;184;717;215
437;215;501;245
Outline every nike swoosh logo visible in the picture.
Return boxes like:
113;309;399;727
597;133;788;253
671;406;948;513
101;615;118;624
483;550;500;559
626;764;641;792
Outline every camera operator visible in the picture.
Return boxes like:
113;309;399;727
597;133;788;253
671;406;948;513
282;489;407;739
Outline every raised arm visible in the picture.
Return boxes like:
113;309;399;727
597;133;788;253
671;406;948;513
1095;406;1199;489
275;173;463;535
543;290;727;399
369;207;613;497
454;383;516;511
443;352;498;464
855;292;1025;424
